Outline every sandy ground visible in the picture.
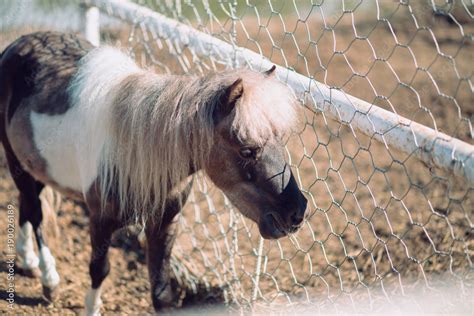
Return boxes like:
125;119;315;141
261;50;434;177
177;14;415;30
0;2;473;315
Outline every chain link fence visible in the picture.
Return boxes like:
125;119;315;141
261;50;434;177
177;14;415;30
1;0;473;313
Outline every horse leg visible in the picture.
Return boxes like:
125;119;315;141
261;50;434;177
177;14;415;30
16;217;40;278
146;180;193;311
145;216;178;311
85;211;121;316
31;189;61;302
3;141;39;277
4;148;60;300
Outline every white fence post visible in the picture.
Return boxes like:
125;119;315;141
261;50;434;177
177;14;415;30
81;3;100;47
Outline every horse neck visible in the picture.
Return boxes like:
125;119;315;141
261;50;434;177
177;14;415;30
103;72;213;212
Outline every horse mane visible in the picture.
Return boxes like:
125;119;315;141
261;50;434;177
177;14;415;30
72;46;299;224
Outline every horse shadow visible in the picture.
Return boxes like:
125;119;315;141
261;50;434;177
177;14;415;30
0;290;46;308
0;261;47;307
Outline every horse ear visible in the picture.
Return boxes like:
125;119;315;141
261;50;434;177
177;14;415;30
219;78;243;117
263;65;276;77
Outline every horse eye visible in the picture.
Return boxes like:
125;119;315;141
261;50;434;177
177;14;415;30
239;147;254;159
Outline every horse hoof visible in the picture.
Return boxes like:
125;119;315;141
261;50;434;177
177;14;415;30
83;309;101;316
43;284;60;302
154;307;173;316
17;267;41;278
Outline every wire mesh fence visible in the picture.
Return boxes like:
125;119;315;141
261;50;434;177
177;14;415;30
1;0;473;313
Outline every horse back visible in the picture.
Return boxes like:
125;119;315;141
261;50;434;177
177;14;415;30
0;31;93;121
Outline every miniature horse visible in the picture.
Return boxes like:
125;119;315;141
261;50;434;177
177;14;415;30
0;32;307;314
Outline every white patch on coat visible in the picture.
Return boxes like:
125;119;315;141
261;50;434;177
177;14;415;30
16;222;39;270
38;246;60;288
84;287;102;316
30;47;141;194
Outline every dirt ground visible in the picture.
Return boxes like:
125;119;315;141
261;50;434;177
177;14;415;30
0;2;473;315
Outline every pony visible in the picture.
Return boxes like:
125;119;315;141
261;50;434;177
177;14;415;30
0;31;307;314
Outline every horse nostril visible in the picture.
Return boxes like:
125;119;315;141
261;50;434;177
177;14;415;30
290;195;308;226
291;196;307;226
301;197;308;211
291;209;305;226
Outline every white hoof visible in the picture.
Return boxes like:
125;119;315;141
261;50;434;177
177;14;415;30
43;284;60;302
39;246;60;289
16;222;40;270
84;288;102;316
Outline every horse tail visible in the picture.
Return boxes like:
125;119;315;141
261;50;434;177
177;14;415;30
0;48;10;142
39;186;62;239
